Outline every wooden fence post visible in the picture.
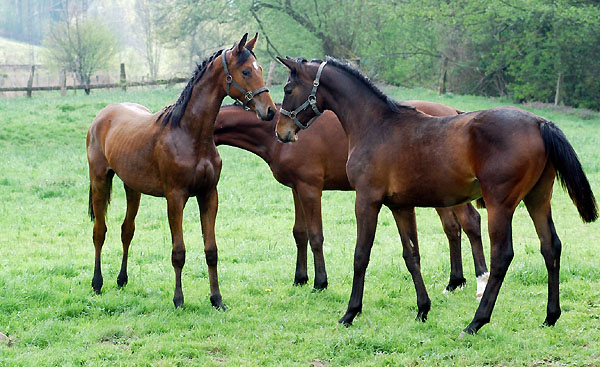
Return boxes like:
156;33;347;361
59;69;67;97
266;61;276;87
120;63;127;91
27;65;35;98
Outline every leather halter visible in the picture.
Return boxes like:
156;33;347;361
222;50;269;110
279;61;327;130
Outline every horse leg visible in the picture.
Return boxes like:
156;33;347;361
462;205;515;335
524;167;561;326
197;188;226;310
117;184;141;288
453;203;489;300
296;184;327;289
436;208;466;293
166;191;188;308
339;193;382;326
292;189;309;286
393;207;431;321
89;169;113;294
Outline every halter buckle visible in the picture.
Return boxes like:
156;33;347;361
245;91;254;101
289;111;296;119
308;94;317;103
225;75;233;83
313;80;319;87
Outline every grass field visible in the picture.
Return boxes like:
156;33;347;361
0;85;599;366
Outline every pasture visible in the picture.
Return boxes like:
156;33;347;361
0;86;599;366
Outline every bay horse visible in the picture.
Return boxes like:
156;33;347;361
214;103;489;298
86;34;276;309
275;56;597;335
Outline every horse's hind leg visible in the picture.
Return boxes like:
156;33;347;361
117;184;141;288
392;207;431;321
436;208;466;293
291;189;309;286
296;183;327;289
453;203;489;300
462;204;515;335
89;167;113;294
197;188;225;310
524;166;562;326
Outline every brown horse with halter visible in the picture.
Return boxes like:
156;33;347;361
214;102;488;298
275;56;597;335
86;34;276;309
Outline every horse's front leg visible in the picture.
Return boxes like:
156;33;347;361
392;207;431;321
291;189;309;286
166;191;189;308
339;192;382;326
197;188;226;310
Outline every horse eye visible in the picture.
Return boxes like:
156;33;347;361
285;89;292;95
242;69;251;77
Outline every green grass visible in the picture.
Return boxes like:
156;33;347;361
0;85;599;366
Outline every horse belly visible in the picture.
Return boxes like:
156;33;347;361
385;178;481;208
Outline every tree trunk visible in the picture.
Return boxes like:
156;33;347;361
266;61;276;87
120;63;127;91
554;72;563;105
438;56;448;96
59;69;66;97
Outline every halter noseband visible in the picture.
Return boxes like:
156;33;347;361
280;61;327;130
222;50;269;110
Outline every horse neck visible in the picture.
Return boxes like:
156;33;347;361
319;68;395;143
214;107;276;163
178;68;227;143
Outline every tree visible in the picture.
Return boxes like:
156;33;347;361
135;0;161;80
43;16;118;94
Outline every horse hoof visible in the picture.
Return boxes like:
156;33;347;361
339;310;358;327
294;276;309;286
91;278;103;294
444;277;466;293
173;295;184;308
116;274;128;288
313;280;328;290
416;311;428;322
460;325;476;338
210;295;226;311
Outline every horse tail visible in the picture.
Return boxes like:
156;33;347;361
88;170;115;221
541;120;598;223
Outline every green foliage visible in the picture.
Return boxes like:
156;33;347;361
0;87;599;366
42;17;119;93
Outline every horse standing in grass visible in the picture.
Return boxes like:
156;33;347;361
275;56;597;335
86;34;276;309
214;103;488;298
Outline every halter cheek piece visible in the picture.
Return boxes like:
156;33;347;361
279;61;327;130
222;50;269;110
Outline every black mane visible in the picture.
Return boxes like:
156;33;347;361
323;56;416;113
158;49;224;127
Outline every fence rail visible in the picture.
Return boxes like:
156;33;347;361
0;63;188;96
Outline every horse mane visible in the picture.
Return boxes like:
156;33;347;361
158;49;224;127
321;56;416;114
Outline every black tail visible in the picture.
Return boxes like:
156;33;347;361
541;121;598;223
88;170;115;221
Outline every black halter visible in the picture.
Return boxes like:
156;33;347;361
280;61;327;130
222;50;269;110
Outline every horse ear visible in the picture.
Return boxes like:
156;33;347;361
277;56;296;71
245;33;258;51
234;33;249;54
